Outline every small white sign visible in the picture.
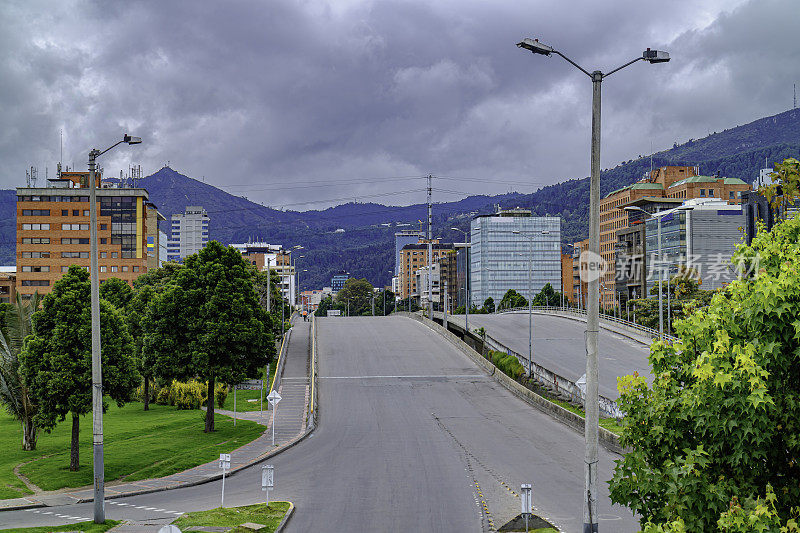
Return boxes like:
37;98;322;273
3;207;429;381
327;310;341;316
267;390;282;405
219;453;231;471
262;465;274;491
237;379;263;390
521;483;533;514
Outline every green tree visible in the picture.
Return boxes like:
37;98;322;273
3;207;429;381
127;285;157;410
335;278;374;316
609;213;800;529
378;289;395;315
144;242;273;432
99;277;134;310
482;297;495;314
133;261;182;289
499;289;528;310
315;295;334;317
0;293;41;450
21;267;139;470
531;282;562;306
761;157;800;211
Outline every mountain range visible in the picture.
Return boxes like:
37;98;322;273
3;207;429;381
2;107;799;290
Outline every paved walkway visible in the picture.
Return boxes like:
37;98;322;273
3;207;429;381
0;320;312;511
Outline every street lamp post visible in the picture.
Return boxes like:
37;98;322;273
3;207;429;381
450;227;471;337
88;134;142;524
624;205;688;340
518;37;669;533
513;230;550;378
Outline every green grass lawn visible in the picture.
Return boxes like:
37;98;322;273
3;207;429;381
0;520;120;533
220;359;279;413
0;401;264;499
548;397;623;434
172;502;290;532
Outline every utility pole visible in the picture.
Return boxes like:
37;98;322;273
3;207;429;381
427;175;433;319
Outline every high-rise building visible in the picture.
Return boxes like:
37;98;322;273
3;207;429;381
469;208;561;307
231;242;296;304
0;269;16;304
16;171;153;298
599;166;749;307
166;206;210;262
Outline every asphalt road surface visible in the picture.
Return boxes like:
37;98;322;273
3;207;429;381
0;316;639;532
449;312;652;399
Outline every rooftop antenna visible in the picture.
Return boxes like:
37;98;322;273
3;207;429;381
30;166;37;188
60;129;63;167
26;168;30;187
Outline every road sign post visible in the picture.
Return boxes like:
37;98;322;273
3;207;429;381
261;464;274;506
521;483;533;533
233;387;237;427
219;453;231;507
267;390;282;446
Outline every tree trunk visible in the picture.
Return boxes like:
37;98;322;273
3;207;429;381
69;414;79;471
22;419;37;451
143;377;150;411
204;375;215;433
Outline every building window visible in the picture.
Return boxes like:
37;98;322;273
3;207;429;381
61;251;90;258
111;252;118;258
133;266;140;272
83;210;89;216
100;266;107;273
21;237;49;244
20;251;50;258
21;210;50;216
62;209;69;216
73;210;79;216
61;266;69;272
21;266;49;272
122;266;129;272
21;280;49;287
110;266;118;273
100;252;107;258
61;238;90;244
100;224;107;230
100;238;107;244
22;223;50;230
709;189;715;197
61;223;89;230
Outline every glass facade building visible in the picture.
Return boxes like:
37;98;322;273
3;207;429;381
469;211;561;307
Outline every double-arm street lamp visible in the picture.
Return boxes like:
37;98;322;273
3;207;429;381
88;134;142;523
517;37;669;533
512;230;550;378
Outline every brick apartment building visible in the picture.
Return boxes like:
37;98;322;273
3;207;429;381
598;166;749;307
397;240;454;300
15;171;160;299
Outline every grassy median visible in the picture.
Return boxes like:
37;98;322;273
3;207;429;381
172;502;290;532
220;358;279;413
0;520;120;533
0;402;264;499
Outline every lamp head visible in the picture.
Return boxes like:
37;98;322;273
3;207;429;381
517;38;553;56
123;134;142;145
642;48;670;63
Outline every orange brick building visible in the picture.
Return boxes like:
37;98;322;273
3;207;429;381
397;240;453;300
16;172;160;298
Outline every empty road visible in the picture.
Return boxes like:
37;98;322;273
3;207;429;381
448;312;652;399
0;316;639;532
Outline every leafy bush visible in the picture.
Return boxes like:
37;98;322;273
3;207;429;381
152;380;228;410
155;385;171;405
488;350;525;380
609;210;800;530
214;384;228;409
133;380;157;403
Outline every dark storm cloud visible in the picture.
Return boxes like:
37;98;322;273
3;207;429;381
1;0;794;209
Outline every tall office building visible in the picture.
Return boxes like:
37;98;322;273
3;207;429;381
231;242;296;304
16;171;154;298
469;208;561;307
166;206;210;262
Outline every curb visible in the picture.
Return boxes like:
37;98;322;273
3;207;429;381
274;501;295;533
399;312;626;455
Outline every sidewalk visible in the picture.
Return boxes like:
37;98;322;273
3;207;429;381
0;320;312;511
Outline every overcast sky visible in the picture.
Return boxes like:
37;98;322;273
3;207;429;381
1;0;797;209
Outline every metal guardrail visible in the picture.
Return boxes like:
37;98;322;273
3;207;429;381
495;305;679;343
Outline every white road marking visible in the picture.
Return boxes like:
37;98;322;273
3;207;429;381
320;374;484;379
